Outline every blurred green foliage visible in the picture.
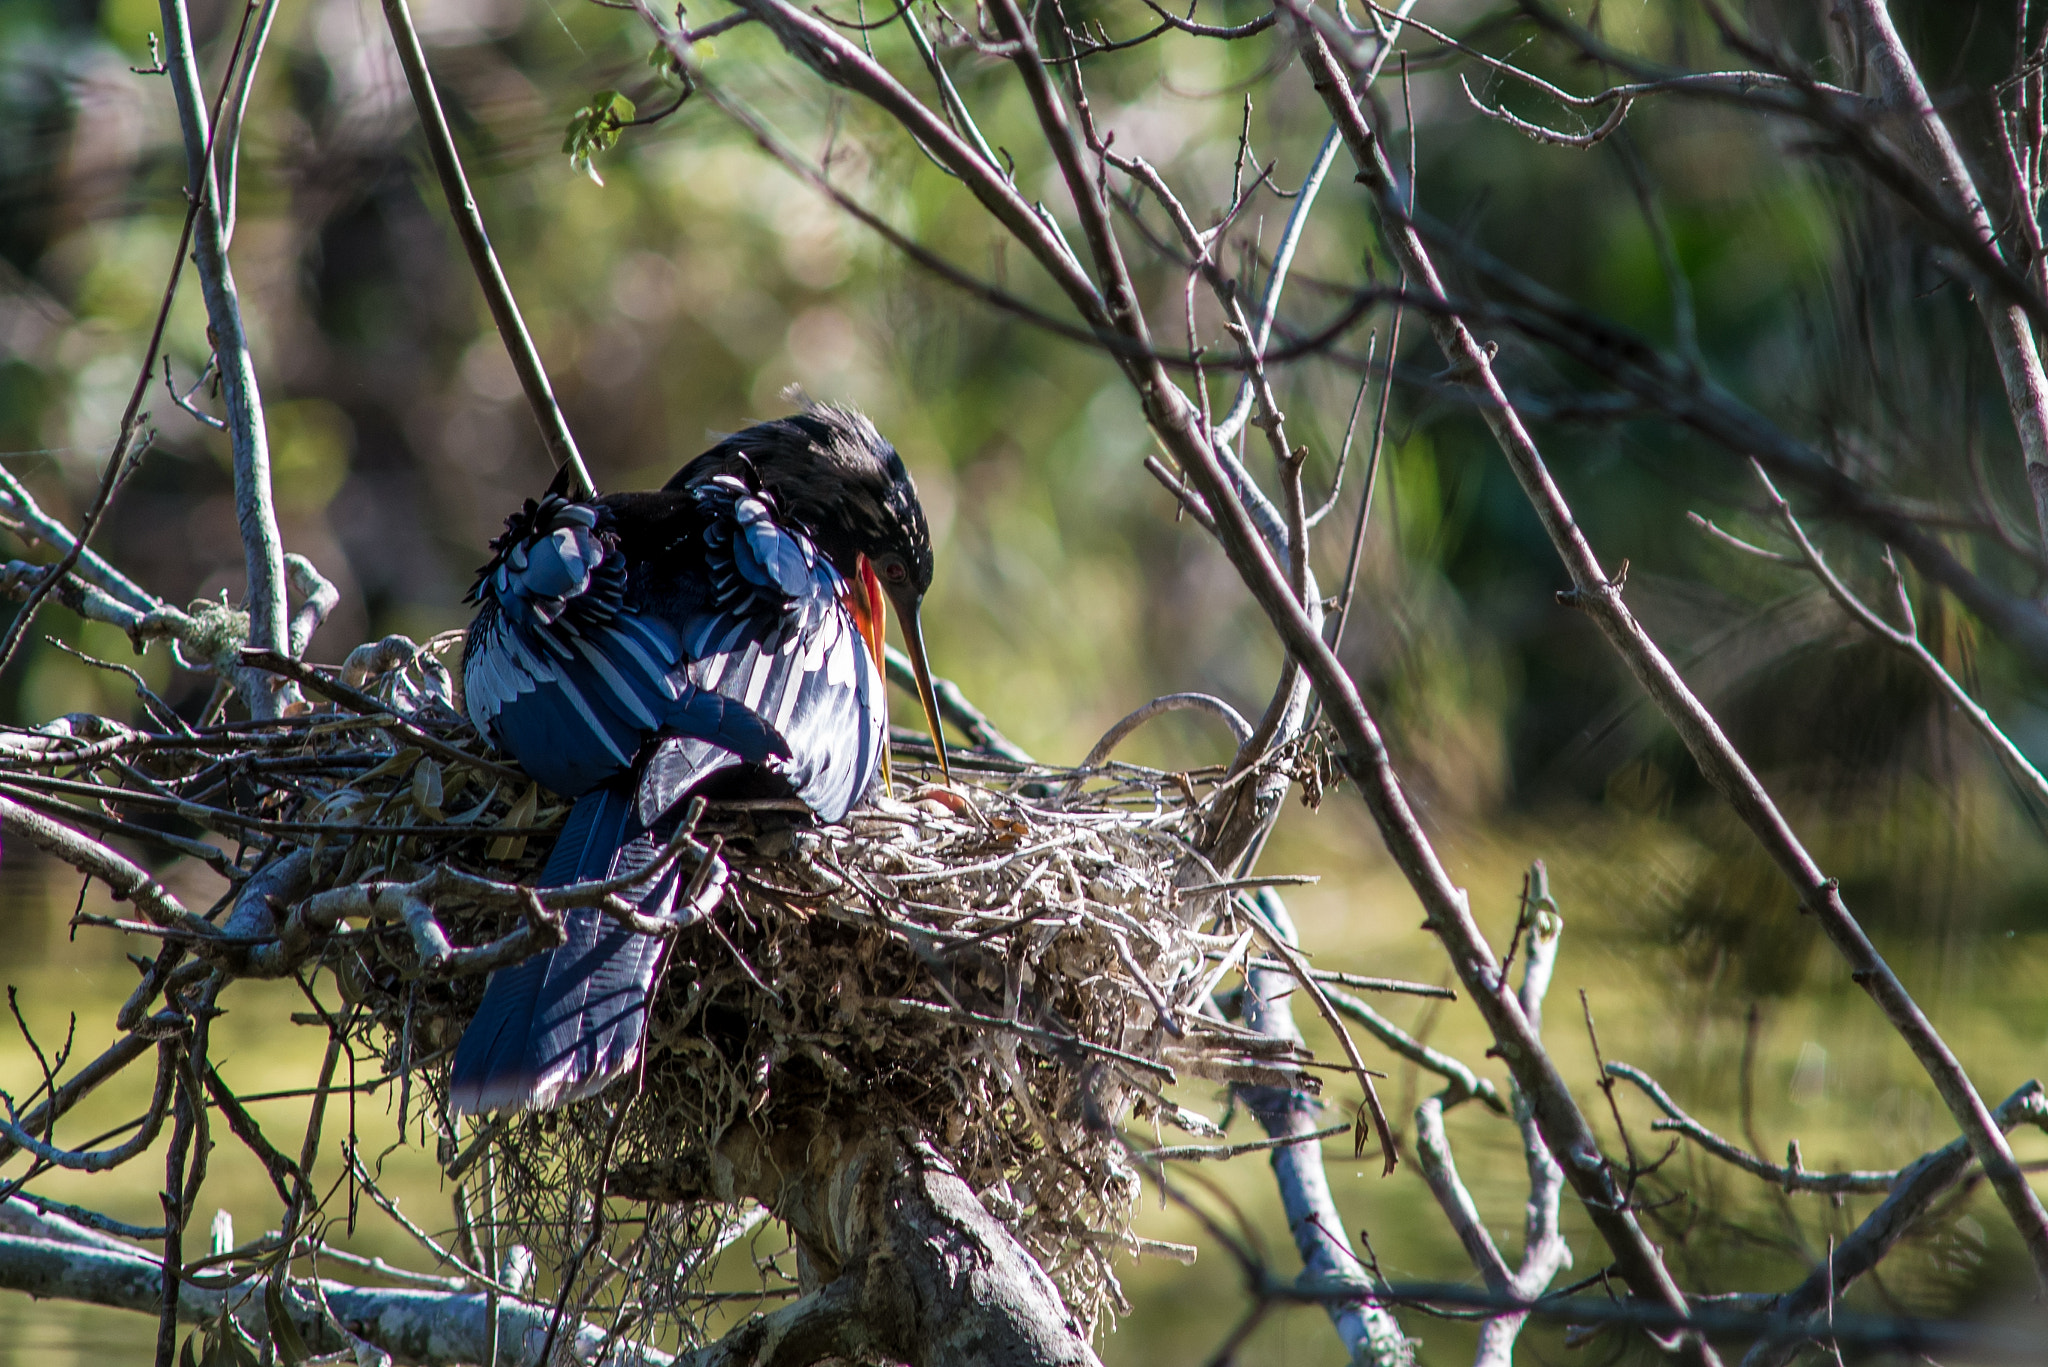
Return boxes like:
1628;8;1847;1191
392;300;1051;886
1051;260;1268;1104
2;0;2048;1360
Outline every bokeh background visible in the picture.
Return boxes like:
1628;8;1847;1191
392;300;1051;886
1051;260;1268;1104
3;0;2048;1361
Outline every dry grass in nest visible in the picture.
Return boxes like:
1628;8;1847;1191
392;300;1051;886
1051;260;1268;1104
397;767;1322;1344
16;645;1328;1349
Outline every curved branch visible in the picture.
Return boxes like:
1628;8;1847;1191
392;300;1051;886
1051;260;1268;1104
1605;1063;1896;1195
1079;692;1253;770
0;1043;176;1175
0;1032;156;1171
284;554;337;660
1742;1081;2048;1367
1463;77;1635;147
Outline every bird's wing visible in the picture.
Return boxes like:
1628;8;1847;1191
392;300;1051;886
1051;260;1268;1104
629;476;886;824
464;494;786;798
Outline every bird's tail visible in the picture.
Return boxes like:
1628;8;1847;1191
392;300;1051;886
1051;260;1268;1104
448;782;697;1114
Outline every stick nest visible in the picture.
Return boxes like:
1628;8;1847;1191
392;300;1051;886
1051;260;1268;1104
24;643;1330;1348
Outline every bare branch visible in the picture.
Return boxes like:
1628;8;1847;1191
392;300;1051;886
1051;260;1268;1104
1407;865;1569;1366
1412;1097;1512;1288
1386;218;2048;672
1741;1081;2048;1367
0;796;204;937
160;356;224;431
1143;1119;1349;1162
0;1230;675;1366
239;649;525;784
1279;1275;2036;1358
285;554;338;661
1078;693;1252;770
1606;1063;1897;1194
659;0;1110;333
1324;989;1504;1114
0;469;157;615
1212;125;1345;444
1293;5;2048;1291
1835;1;2048;549
1237;890;1415;1366
1747;462;2048;808
161;0;291;711
206;818;716;980
0;1043;175;1175
0;1032;155;1170
0;1;248;681
378;0;595;500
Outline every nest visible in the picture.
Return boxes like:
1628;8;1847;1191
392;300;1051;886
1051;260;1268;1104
25;641;1329;1349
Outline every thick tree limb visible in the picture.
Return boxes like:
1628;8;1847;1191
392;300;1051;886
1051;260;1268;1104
649;1123;1102;1367
0;795;205;937
0;1231;671;1366
1238;891;1415;1366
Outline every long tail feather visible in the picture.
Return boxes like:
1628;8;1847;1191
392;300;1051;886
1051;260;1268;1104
450;785;680;1114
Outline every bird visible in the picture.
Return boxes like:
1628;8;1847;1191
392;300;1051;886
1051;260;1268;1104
448;401;949;1113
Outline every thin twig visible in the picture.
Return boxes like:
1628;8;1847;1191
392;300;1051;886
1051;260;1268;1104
1144;1119;1349;1161
1749;461;2048;808
1605;1063;1896;1194
1296;10;2048;1297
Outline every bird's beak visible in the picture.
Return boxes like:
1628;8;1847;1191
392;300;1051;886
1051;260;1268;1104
887;584;951;787
852;557;893;791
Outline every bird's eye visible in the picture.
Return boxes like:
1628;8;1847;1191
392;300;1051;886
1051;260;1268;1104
881;559;909;584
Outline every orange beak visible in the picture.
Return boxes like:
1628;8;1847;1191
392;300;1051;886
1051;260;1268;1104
849;555;892;792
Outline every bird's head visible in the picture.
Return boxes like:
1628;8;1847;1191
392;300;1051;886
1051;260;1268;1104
676;401;949;784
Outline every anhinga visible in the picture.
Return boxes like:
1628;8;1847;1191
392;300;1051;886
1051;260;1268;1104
449;403;948;1113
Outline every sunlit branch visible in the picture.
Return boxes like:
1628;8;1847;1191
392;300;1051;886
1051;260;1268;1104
1293;0;2048;1292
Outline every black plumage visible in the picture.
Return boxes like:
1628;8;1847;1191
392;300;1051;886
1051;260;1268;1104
449;403;944;1113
